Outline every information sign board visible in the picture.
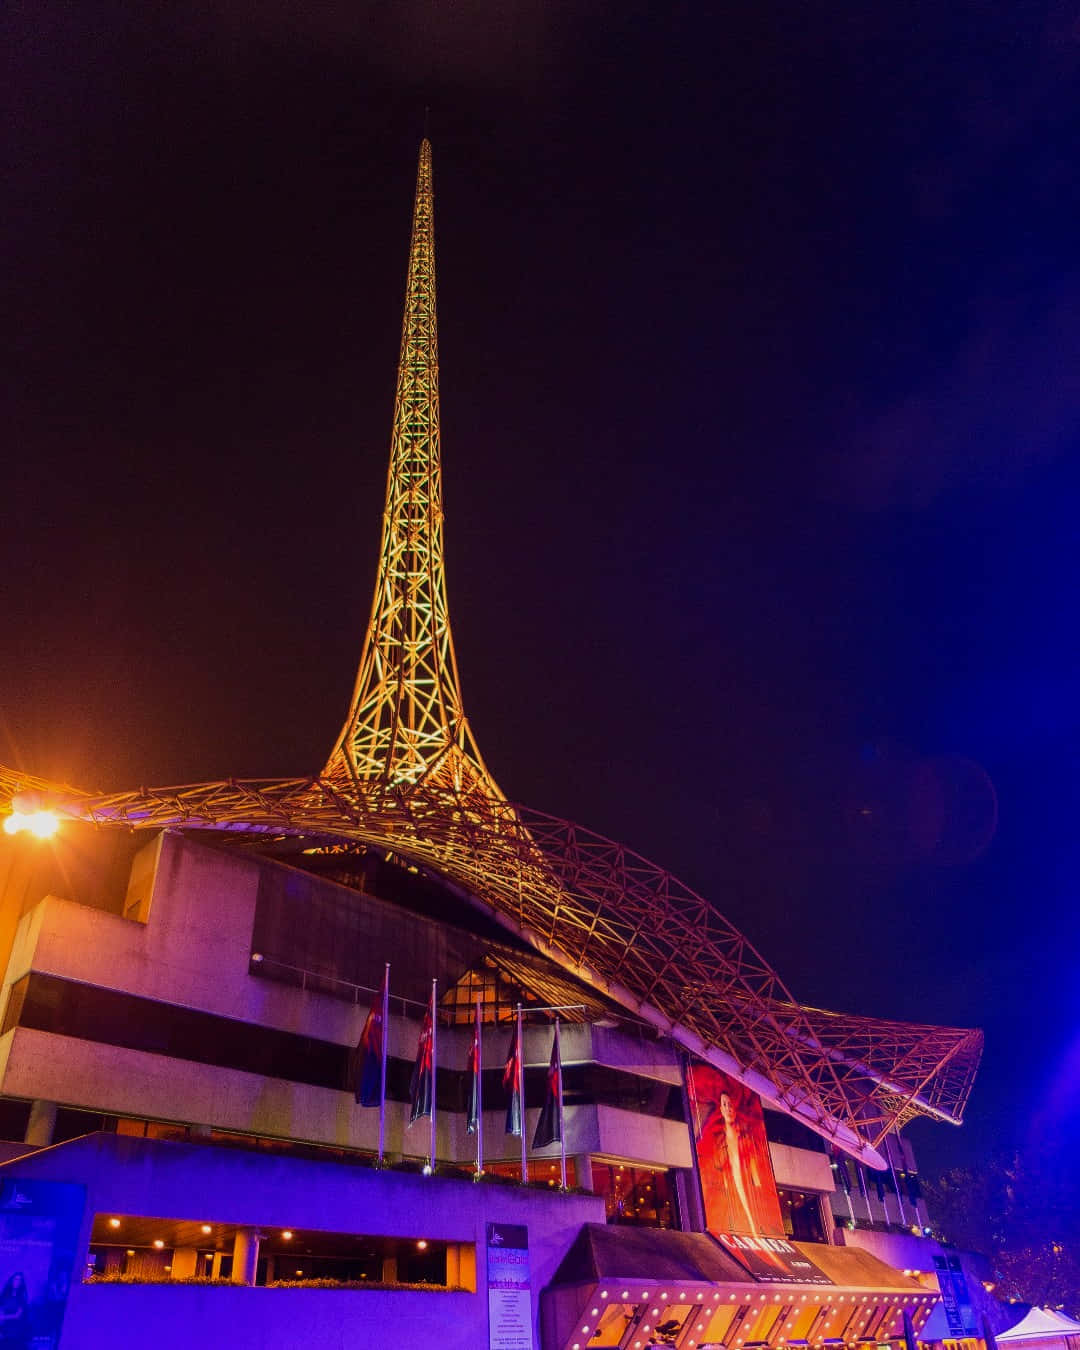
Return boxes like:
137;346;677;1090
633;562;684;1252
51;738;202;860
488;1222;532;1350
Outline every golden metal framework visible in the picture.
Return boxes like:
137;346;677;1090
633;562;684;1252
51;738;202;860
0;140;981;1166
323;140;502;803
0;765;981;1163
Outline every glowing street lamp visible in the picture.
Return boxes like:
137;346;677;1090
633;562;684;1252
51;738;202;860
3;810;59;839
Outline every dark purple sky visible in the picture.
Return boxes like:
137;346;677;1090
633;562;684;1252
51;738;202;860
5;0;1080;1177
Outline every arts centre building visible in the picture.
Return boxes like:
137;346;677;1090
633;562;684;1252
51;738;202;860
0;143;986;1350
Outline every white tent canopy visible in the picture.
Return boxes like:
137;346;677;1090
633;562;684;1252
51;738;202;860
998;1308;1080;1345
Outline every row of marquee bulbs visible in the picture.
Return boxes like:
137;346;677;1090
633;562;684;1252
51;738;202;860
107;1217;429;1253
570;1288;937;1350
109;1217;217;1240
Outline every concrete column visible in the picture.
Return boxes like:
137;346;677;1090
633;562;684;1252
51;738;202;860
171;1247;199;1280
674;1167;706;1233
458;1243;477;1293
264;1256;275;1285
231;1228;261;1286
210;1252;225;1280
445;1245;460;1288
24;1100;57;1147
573;1153;594;1192
381;1254;398;1285
821;1195;840;1246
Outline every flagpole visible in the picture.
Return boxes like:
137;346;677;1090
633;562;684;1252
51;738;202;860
517;1003;527;1185
475;995;483;1178
555;1018;567;1191
378;962;389;1164
429;979;437;1174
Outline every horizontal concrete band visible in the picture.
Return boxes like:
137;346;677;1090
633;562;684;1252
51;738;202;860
3;970;686;1121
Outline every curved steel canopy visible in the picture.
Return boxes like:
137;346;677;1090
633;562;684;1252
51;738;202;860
0;765;982;1167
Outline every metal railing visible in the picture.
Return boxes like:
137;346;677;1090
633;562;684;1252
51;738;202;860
248;952;428;1018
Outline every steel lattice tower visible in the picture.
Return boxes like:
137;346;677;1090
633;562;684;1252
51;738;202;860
323;140;503;802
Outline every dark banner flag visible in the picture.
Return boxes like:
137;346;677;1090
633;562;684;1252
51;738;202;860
354;966;388;1107
502;1021;523;1137
466;1002;481;1135
409;997;434;1124
532;1024;562;1148
933;1253;977;1337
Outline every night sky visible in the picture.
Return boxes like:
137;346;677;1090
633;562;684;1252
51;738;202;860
5;1;1080;1178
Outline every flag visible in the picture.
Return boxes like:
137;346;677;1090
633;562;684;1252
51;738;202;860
409;1000;434;1124
465;1002;481;1135
532;1024;562;1149
502;1021;522;1136
354;968;387;1107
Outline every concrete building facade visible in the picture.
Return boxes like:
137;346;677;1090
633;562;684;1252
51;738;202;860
0;827;970;1349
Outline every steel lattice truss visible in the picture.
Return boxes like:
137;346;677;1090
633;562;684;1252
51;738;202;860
784;1004;983;1133
0;140;982;1167
0;764;981;1164
322;139;502;803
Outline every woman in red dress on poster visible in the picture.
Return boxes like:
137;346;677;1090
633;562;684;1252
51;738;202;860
693;1069;786;1238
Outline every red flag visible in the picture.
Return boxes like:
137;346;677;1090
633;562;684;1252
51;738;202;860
466;1002;481;1135
502;1021;522;1136
354;968;387;1107
532;1024;562;1148
409;999;434;1124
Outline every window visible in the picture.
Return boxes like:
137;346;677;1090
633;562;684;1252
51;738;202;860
86;1214;472;1290
0;1098;30;1142
777;1187;826;1242
590;1163;675;1228
483;1159;578;1189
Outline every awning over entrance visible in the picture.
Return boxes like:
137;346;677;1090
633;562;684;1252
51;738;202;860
542;1225;937;1350
554;1225;758;1287
791;1244;933;1292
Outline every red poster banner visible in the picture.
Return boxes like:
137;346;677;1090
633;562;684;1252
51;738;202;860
687;1063;786;1239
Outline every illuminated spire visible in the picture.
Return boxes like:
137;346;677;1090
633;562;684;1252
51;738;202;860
323;140;503;800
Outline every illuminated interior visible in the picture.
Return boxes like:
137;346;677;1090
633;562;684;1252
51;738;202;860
86;1214;473;1289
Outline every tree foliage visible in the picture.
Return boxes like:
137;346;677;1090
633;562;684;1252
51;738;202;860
924;1151;1080;1315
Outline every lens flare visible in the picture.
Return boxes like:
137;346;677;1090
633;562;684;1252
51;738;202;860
3;810;60;838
